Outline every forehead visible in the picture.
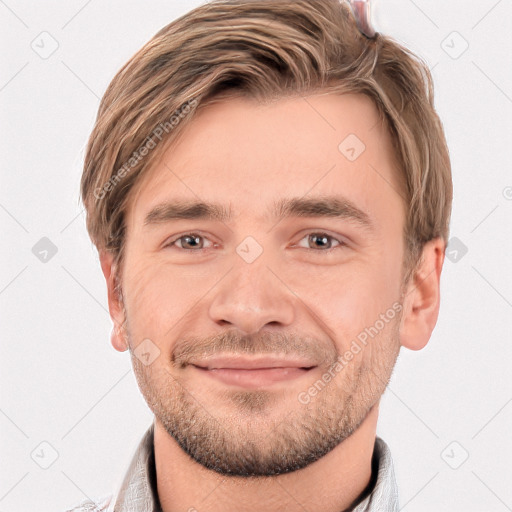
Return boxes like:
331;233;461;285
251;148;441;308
125;92;404;229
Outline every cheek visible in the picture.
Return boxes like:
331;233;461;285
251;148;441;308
292;252;402;348
123;263;174;343
123;259;218;344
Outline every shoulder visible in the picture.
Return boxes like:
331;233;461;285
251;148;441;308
64;493;113;511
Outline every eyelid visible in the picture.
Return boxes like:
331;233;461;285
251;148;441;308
293;231;348;251
164;231;216;250
164;230;348;252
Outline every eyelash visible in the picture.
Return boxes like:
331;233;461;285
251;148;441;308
164;232;347;254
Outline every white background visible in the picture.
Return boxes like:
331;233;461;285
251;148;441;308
1;1;511;511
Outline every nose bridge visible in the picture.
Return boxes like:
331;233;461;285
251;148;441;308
208;246;295;334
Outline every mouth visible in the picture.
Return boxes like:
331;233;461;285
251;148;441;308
189;356;317;389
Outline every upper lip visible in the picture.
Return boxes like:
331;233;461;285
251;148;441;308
190;355;317;370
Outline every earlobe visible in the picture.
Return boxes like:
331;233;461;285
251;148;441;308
99;250;128;352
399;238;446;351
110;324;128;352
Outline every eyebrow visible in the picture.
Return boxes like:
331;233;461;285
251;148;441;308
143;195;375;232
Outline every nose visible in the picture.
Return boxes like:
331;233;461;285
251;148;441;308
208;255;295;335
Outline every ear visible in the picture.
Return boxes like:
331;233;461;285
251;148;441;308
99;250;128;352
399;238;446;351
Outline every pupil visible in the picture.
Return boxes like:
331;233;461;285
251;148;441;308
311;234;329;249
184;235;201;248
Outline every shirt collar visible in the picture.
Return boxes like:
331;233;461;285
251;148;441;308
107;421;161;512
108;422;399;512
352;436;400;511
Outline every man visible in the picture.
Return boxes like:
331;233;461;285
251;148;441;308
70;0;452;510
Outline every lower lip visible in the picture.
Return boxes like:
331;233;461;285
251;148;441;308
192;365;313;389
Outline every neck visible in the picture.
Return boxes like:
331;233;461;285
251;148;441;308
154;403;380;512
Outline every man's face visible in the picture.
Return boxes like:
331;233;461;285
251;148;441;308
119;92;407;476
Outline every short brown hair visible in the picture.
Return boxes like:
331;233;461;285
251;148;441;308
81;0;452;285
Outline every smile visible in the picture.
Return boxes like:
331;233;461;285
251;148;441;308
191;366;314;388
190;356;316;389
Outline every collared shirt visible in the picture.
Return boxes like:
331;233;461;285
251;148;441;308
65;422;399;512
